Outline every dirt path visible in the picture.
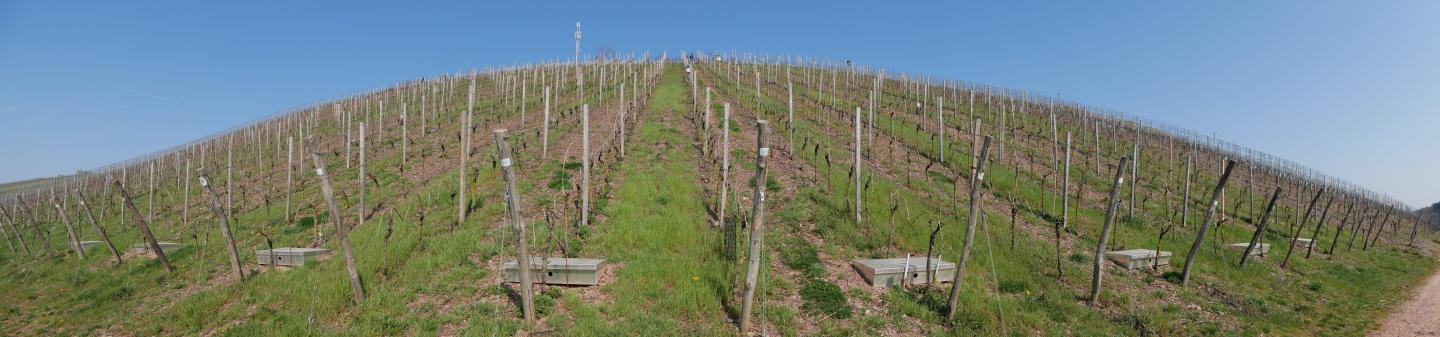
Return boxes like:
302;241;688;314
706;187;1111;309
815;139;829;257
1371;269;1440;336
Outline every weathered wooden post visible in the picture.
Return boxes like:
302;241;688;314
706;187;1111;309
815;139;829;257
19;195;51;255
946;136;993;319
854;107;862;223
788;75;795;155
1326;201;1355;256
310;151;365;304
738;120;771;333
147;162;156;223
705;87;713;155
1240;188;1281;268
1365;211;1392;251
50;195;85;259
719;103;731;228
401;102;408;171
114;179;174;272
1281;188;1324;268
1304;196;1335;258
1129;132;1139;220
1408;215;1421;248
542;86;551;159
198;170;245;282
1181;156;1193;228
286;137;293;223
74;190;122;264
1057;132;1072;278
582;104;591;227
620;83;627;157
0;207;17;254
1179;159;1236;285
359;122;367;225
971;119;982;178
1088;156;1130;305
494;129;536;325
936;97;944;162
227;134;234;218
183;159;191;230
459;81;474;229
0;206;29;255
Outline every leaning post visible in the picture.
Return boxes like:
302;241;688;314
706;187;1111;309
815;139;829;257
1088;156;1131;306
198;169;246;282
494;129;536;325
114;179;174;272
738;120;771;333
1240;188;1281;268
946;136;993;319
1180;160;1237;285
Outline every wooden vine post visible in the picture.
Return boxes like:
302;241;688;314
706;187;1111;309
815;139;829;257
1088;156;1130;306
620;83;627;157
946;136;993;320
582;104;591;228
147;162;156;223
401;102;408;171
854;107;862;223
936;97;944;162
359;122;367;225
719;103;730;229
1181;156;1193;228
1326;202;1356;256
1057;132;1072;278
50;194;85;259
704;87;712;156
18;195;50;255
1304;196;1336;258
1179;159;1236;285
1240;188;1281;268
1281;188;1324;268
286;136;293;223
74;190;122;264
459;81;474;230
0;206;30;255
494;129;536;325
738;120;771;333
198;169;246;282
114;179;174;272
542;86;551;159
787;75;795;154
310;151;365;304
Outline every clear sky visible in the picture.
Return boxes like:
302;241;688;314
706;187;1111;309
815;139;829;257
1;1;1436;208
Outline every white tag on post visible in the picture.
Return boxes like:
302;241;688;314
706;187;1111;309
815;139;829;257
759;147;770;157
501;158;512;167
316;168;325;176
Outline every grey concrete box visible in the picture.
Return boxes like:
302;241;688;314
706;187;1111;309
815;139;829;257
503;257;605;286
1224;243;1270;256
129;242;181;254
851;257;955;287
1104;249;1172;270
1292;238;1314;249
79;241;103;250
256;247;332;267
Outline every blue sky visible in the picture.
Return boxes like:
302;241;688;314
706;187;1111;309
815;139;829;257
1;1;1436;207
